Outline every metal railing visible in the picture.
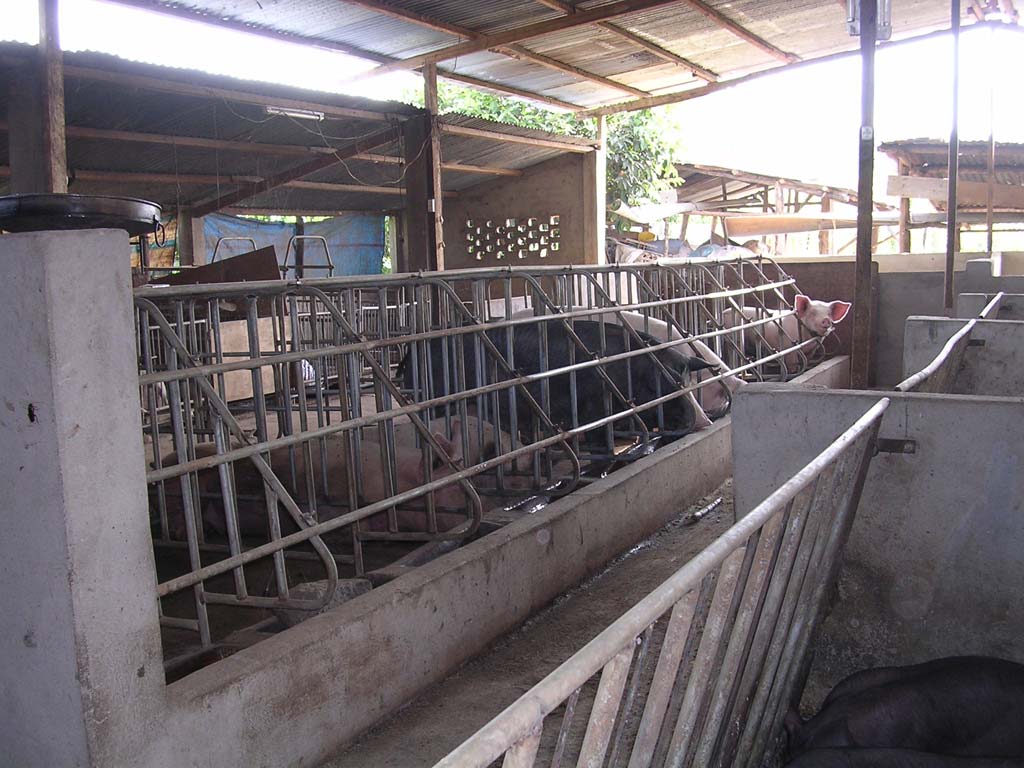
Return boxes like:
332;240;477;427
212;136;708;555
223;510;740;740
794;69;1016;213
433;398;888;768
135;258;840;666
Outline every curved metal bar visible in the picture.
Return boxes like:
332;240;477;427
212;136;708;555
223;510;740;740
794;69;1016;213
135;296;340;610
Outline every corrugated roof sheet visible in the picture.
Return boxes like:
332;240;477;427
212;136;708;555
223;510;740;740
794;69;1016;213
0;43;595;214
129;0;964;109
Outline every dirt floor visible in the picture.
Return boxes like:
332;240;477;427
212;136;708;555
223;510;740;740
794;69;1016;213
320;480;736;768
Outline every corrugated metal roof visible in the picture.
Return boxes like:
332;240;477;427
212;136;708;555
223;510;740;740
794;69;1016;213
125;0;966;109
0;43;595;214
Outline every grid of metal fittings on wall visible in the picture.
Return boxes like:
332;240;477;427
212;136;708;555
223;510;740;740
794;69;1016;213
466;215;561;260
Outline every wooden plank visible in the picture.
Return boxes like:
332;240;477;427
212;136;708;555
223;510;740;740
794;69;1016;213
63;64;406;123
439;70;583;110
439;123;596;152
596;22;718;81
441;162;522;177
362;0;684;75
65;124;330;156
191;125;401;217
287;179;457;197
886;175;1024;209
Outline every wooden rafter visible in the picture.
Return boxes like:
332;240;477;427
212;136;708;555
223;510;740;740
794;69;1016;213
677;0;799;63
191;124;401;217
500;46;649;97
63;65;406;123
362;0;686;76
532;0;718;82
439;123;596;152
101;0;582;110
343;0;651;97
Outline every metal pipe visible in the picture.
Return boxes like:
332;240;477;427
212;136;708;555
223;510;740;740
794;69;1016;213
853;0;877;388
945;0;962;312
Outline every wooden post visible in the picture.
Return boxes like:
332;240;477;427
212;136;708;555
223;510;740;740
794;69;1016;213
773;181;784;256
819;195;832;255
175;207;206;265
898;160;912;253
399;114;435;272
583;115;607;264
8;0;67;193
295;216;305;278
853;0;878;390
423;64;445;271
944;0;961;313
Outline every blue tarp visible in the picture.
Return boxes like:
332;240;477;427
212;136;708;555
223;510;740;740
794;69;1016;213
202;212;384;276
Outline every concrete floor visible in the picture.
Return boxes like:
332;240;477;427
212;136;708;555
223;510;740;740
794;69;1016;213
321;480;735;768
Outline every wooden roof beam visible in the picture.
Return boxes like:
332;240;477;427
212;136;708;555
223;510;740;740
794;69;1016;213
439;122;597;152
532;0;718;82
101;0;585;110
439;70;581;110
361;0;687;76
677;0;799;63
191;124;400;217
63;65;408;123
342;0;651;97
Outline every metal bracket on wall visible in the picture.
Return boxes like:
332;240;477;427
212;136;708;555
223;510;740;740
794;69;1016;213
875;438;917;455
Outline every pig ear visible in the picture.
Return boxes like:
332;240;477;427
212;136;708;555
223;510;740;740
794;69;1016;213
794;294;811;317
829;300;852;323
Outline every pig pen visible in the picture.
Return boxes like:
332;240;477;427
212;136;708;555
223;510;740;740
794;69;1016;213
2;230;854;768
733;385;1024;721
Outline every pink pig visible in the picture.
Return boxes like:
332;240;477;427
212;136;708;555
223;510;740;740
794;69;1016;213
723;294;852;375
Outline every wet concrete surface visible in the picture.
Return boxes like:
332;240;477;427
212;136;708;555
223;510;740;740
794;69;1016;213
321;480;735;768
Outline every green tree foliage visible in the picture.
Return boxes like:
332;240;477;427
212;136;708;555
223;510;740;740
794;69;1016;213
400;81;681;217
606;109;681;208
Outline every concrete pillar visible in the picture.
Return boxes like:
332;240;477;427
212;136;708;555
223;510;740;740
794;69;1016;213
583;115;607;264
0;230;164;766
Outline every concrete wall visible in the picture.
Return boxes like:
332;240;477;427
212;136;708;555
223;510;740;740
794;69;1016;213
441;153;592;271
775;254;1024;386
956;292;1024;320
903;316;1024;396
732;386;1024;707
1;225;850;767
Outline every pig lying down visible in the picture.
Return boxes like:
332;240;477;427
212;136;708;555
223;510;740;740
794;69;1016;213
786;656;1024;762
723;294;851;377
786;749;1024;767
509;308;739;425
399;319;714;448
152;422;476;541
